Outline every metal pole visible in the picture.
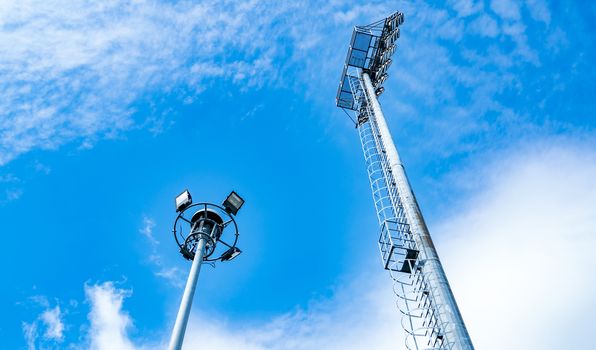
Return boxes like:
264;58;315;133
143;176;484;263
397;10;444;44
168;238;207;350
361;72;474;350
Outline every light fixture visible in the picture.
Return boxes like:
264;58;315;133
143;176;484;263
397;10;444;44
175;189;192;212
387;44;396;57
376;72;388;85
382;28;399;48
223;191;244;216
220;246;242;261
397;12;405;25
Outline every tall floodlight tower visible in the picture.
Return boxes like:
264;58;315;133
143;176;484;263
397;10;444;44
168;189;245;350
336;12;474;350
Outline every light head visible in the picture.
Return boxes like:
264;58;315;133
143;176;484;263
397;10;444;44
175;189;192;212
221;246;242;261
223;191;245;216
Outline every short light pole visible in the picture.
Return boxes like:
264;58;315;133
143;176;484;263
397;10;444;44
168;190;244;350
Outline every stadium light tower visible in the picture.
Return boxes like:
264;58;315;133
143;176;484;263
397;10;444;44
336;12;474;350
168;189;244;350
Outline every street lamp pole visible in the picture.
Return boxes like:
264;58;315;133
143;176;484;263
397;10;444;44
167;190;244;350
168;237;207;350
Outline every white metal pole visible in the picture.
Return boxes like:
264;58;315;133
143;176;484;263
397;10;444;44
168;238;207;350
361;72;474;350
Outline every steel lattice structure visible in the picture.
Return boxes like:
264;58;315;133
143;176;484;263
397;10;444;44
336;12;474;350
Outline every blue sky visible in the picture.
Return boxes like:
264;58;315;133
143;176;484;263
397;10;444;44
1;1;595;349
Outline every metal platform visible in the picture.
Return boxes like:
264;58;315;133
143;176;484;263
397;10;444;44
336;12;403;110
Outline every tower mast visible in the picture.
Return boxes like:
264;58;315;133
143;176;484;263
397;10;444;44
336;12;474;350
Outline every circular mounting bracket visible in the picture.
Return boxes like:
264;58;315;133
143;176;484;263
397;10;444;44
173;202;239;262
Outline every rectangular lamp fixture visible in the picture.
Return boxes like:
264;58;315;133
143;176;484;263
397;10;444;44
223;191;244;215
175;189;192;212
221;247;242;261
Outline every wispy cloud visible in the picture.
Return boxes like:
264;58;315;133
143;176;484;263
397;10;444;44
378;0;565;160
22;321;37;350
21;300;65;350
181;276;401;350
0;173;22;203
139;216;157;246
0;0;308;165
2;0;586;168
40;306;65;341
139;216;185;287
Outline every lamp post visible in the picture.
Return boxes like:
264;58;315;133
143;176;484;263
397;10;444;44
168;189;244;350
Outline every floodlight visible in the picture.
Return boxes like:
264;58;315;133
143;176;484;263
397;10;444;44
387;44;396;57
382;36;393;49
223;191;244;215
385;20;394;33
382;29;399;48
381;50;390;63
221;247;242;261
376;72;388;85
375;86;385;96
175;189;192;212
385;58;393;68
377;59;392;77
397;12;405;25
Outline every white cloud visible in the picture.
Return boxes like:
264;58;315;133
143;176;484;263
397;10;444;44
139;216;158;246
373;0;560;160
153;266;185;288
0;0;306;165
69;274;402;350
447;0;484;17
21;300;64;349
179;273;401;350
525;0;551;25
85;282;136;350
22;321;38;350
0;173;23;203
40;306;64;341
3;188;23;202
468;14;499;38
490;0;521;21
436;140;596;349
139;216;186;287
20;275;401;350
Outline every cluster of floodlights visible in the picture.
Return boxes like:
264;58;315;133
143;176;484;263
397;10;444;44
175;189;244;215
174;189;244;262
371;12;404;89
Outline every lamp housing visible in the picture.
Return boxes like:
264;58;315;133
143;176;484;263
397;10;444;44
175;189;192;212
223;191;245;215
221;247;242;261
